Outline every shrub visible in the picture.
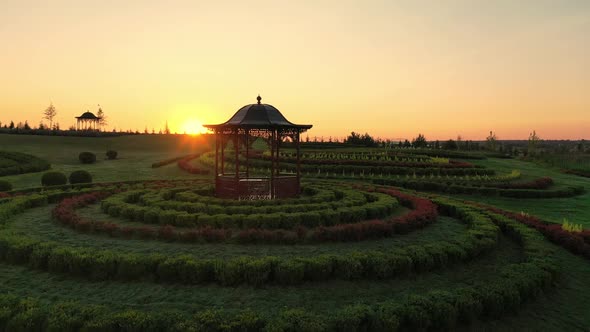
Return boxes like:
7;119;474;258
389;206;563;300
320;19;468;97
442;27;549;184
78;152;96;164
69;170;92;184
41;172;67;186
106;150;118;160
0;180;12;192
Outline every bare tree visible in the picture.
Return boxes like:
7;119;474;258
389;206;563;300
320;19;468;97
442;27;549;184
43;102;57;129
486;131;498;151
97;105;107;131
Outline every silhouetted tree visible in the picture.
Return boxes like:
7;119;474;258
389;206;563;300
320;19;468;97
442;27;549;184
164;121;171;135
411;134;428;148
9;121;14;129
486;131;498;151
97;105;107;131
443;139;458;150
43;102;57;129
345;131;377;147
528;130;541;156
23;121;31;130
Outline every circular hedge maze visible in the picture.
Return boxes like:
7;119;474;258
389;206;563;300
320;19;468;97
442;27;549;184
196;149;585;199
0;176;581;331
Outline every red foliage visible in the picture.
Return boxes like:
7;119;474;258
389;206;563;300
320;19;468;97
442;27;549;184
471;202;590;260
494;177;554;190
0;192;10;198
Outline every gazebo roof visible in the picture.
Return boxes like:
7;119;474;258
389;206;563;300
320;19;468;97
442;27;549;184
76;111;99;120
204;96;312;131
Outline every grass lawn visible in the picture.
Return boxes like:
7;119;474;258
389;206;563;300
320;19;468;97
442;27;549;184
0;133;214;189
463;158;590;227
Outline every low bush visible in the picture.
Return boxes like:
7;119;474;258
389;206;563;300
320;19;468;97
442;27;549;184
41;172;67;186
106;150;118;160
69;170;92;184
78;152;96;164
0;180;12;192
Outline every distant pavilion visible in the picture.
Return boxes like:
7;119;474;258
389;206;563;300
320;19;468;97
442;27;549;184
75;111;101;131
204;96;312;200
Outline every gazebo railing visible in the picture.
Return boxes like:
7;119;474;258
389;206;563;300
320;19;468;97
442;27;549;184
215;174;298;200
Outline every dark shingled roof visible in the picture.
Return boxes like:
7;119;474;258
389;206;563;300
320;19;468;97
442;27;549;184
76;111;99;119
204;96;312;131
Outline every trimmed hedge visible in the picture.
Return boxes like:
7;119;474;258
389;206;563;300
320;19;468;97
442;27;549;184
0;180;12;192
78;152;96;164
41;172;67;186
53;187;440;244
0;192;560;330
106;150;118;160
0;151;50;176
373;178;585;198
100;189;399;230
177;154;209;174
0;191;500;286
69;170;92;184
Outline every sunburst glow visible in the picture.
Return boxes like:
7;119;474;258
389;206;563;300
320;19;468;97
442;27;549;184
181;120;208;135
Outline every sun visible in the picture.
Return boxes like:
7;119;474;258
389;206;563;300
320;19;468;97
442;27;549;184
181;119;208;135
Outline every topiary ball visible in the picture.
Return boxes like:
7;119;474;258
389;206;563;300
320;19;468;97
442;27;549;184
0;180;12;192
69;170;93;184
41;172;67;186
106;150;118;160
79;152;97;164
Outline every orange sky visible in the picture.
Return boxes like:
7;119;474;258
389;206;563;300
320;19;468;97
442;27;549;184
1;0;589;140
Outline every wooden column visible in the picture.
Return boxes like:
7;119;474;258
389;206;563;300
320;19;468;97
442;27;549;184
214;131;219;176
245;129;249;177
221;134;225;175
276;130;280;176
296;131;301;190
270;130;275;198
234;129;239;180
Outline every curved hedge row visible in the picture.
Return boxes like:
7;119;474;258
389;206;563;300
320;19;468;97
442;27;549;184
0;191;499;286
177;154;209;174
0;151;50;176
99;187;399;230
52;187;439;244
0;190;561;331
373;178;585;198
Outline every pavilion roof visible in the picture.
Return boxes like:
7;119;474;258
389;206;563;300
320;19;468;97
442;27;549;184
204;96;312;131
76;111;99;119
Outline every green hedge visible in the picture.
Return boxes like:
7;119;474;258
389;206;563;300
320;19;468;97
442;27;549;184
374;178;585;198
0;193;499;286
100;189;399;229
0;151;50;176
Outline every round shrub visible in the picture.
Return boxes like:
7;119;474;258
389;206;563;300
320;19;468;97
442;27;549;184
69;170;93;184
106;150;118;160
79;152;97;164
0;180;12;192
41;172;67;186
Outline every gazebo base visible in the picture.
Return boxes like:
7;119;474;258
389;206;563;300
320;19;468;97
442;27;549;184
215;175;299;200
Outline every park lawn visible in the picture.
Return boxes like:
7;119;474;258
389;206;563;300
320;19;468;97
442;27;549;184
0;133;214;189
463;158;590;227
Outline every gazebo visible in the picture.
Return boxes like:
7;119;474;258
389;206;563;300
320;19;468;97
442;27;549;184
204;96;312;200
75;111;101;131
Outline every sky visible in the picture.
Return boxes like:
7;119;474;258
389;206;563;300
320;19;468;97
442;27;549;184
0;0;589;140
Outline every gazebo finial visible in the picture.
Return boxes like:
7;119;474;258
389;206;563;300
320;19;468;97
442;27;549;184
257;94;261;104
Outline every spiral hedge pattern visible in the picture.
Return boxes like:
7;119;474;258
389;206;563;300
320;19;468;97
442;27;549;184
0;176;572;331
